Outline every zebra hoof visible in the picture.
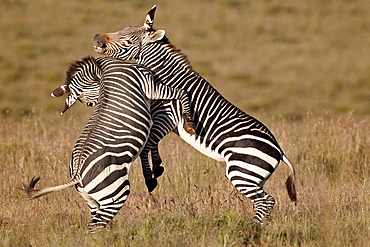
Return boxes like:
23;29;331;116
184;121;196;135
145;178;158;192
153;166;164;178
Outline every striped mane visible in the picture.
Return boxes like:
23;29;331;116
158;35;193;70
65;56;101;85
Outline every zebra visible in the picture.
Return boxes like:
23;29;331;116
91;6;297;223
22;56;195;232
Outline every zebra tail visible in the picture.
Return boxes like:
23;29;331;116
282;155;297;203
22;176;80;200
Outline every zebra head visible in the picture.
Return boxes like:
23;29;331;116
92;5;165;60
51;56;101;115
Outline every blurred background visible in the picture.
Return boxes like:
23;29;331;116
0;0;369;120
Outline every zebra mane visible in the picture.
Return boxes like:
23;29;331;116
65;56;101;85
158;35;193;70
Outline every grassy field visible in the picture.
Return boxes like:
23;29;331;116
0;0;369;246
0;111;368;246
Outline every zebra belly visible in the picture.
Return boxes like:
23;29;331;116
177;122;224;162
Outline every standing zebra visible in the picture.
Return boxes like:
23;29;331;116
22;56;195;232
92;6;297;223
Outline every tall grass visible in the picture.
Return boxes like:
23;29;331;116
0;110;368;246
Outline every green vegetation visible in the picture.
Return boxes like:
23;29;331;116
0;0;369;246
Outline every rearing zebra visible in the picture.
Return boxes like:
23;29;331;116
92;6;297;223
22;56;195;231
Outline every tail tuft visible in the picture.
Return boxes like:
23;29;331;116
21;176;80;200
282;155;297;204
22;177;44;199
285;175;297;204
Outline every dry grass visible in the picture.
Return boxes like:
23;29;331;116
0;111;368;246
0;0;369;246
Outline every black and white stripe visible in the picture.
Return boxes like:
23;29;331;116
22;56;195;231
92;6;297;223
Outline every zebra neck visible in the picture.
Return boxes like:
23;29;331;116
138;42;198;84
136;40;280;147
137;41;230;109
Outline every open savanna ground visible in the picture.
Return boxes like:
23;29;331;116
0;0;369;246
0;111;368;246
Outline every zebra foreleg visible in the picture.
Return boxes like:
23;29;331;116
143;100;181;192
139;145;164;192
140;148;158;192
151;146;164;179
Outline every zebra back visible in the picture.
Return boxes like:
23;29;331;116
23;57;153;198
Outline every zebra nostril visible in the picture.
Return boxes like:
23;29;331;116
93;34;105;47
93;34;101;40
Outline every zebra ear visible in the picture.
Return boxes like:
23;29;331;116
51;85;69;97
143;5;156;30
60;94;77;115
147;30;165;43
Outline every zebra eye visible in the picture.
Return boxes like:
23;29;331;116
123;40;133;46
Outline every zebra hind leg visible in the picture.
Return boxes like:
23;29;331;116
86;195;129;233
76;184;128;232
252;193;275;224
226;152;279;224
76;185;107;232
87;204;124;233
229;179;276;224
88;219;106;233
